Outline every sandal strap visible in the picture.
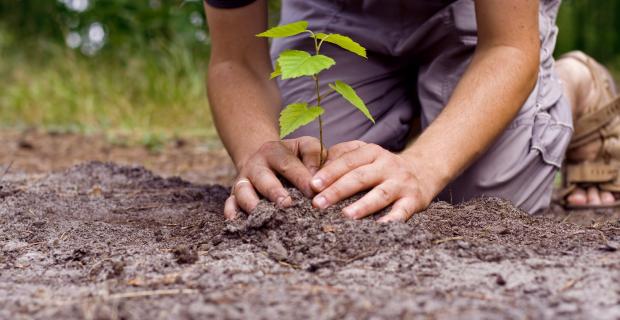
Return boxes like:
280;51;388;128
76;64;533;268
570;97;620;148
601;180;620;193
565;161;617;184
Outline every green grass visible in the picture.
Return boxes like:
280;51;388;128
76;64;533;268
0;23;619;145
0;33;214;140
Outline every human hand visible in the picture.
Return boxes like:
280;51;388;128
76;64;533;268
310;141;439;222
224;136;325;219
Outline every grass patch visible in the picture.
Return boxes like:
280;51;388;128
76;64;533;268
0;32;214;140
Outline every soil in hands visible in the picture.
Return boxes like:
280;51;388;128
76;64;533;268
1;162;619;319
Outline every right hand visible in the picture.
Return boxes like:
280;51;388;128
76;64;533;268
224;136;325;219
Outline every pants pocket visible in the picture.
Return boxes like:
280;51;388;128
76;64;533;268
530;102;573;168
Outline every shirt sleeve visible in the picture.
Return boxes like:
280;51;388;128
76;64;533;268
204;0;257;9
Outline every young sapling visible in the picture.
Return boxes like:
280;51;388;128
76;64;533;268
257;21;375;166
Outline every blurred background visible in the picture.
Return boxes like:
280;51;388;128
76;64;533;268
0;0;618;142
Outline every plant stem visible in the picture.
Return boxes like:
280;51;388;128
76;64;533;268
312;32;325;167
315;75;324;167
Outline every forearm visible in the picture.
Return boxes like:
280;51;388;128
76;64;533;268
401;45;539;195
204;0;281;169
208;61;281;168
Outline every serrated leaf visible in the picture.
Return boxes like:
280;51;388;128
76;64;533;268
257;21;308;38
315;33;367;58
279;103;324;138
329;80;374;123
270;61;281;79
277;50;335;79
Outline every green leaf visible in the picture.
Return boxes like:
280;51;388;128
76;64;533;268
315;33;367;58
329;80;374;123
277;50;335;79
270;61;281;79
279;103;324;138
257;21;308;38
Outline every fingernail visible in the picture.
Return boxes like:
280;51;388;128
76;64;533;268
311;177;325;190
343;207;357;219
314;195;328;209
276;196;291;208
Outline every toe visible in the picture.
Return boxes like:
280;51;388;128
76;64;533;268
601;191;616;205
586;186;602;205
566;187;587;206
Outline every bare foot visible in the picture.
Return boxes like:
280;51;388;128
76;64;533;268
555;54;617;206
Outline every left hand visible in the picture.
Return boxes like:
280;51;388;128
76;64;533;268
310;141;438;222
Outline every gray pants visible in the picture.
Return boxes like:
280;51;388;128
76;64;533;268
271;0;573;214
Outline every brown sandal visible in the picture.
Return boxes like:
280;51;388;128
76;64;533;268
558;51;620;209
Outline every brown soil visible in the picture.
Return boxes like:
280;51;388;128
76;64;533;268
0;129;236;185
1;159;619;319
2;130;620;318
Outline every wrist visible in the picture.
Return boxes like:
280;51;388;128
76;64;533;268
229;134;280;171
233;154;250;172
399;148;452;198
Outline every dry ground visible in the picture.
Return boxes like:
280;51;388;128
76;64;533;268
0;131;619;319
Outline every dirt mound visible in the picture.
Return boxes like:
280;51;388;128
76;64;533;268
1;162;619;319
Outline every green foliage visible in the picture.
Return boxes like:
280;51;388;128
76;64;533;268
270;61;282;79
0;0;209;59
142;132;166;153
0;39;213;138
260;20;373;164
329;81;374;123
0;0;214;138
256;21;308;38
279;103;324;138
3;0;617;143
277;50;336;79
315;33;367;58
555;0;620;63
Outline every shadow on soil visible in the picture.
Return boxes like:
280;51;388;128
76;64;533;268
0;162;619;319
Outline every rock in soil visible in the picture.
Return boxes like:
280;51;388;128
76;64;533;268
0;162;619;319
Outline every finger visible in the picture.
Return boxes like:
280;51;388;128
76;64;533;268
325;140;367;164
296;136;326;175
586;186;602;205
234;179;261;213
311;143;379;193
313;164;382;209
342;181;399;219
267;144;314;197
248;168;293;208
377;197;419;223
224;195;239;220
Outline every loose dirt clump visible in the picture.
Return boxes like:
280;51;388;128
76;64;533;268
0;162;619;319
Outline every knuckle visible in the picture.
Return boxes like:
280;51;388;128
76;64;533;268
379;156;396;167
325;185;343;200
408;188;422;201
350;170;367;185
277;156;296;175
237;196;256;212
397;208;410;222
343;155;357;169
407;190;428;209
300;135;319;144
366;143;381;152
402;171;416;183
258;141;277;153
269;188;285;201
250;168;272;188
375;185;391;201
